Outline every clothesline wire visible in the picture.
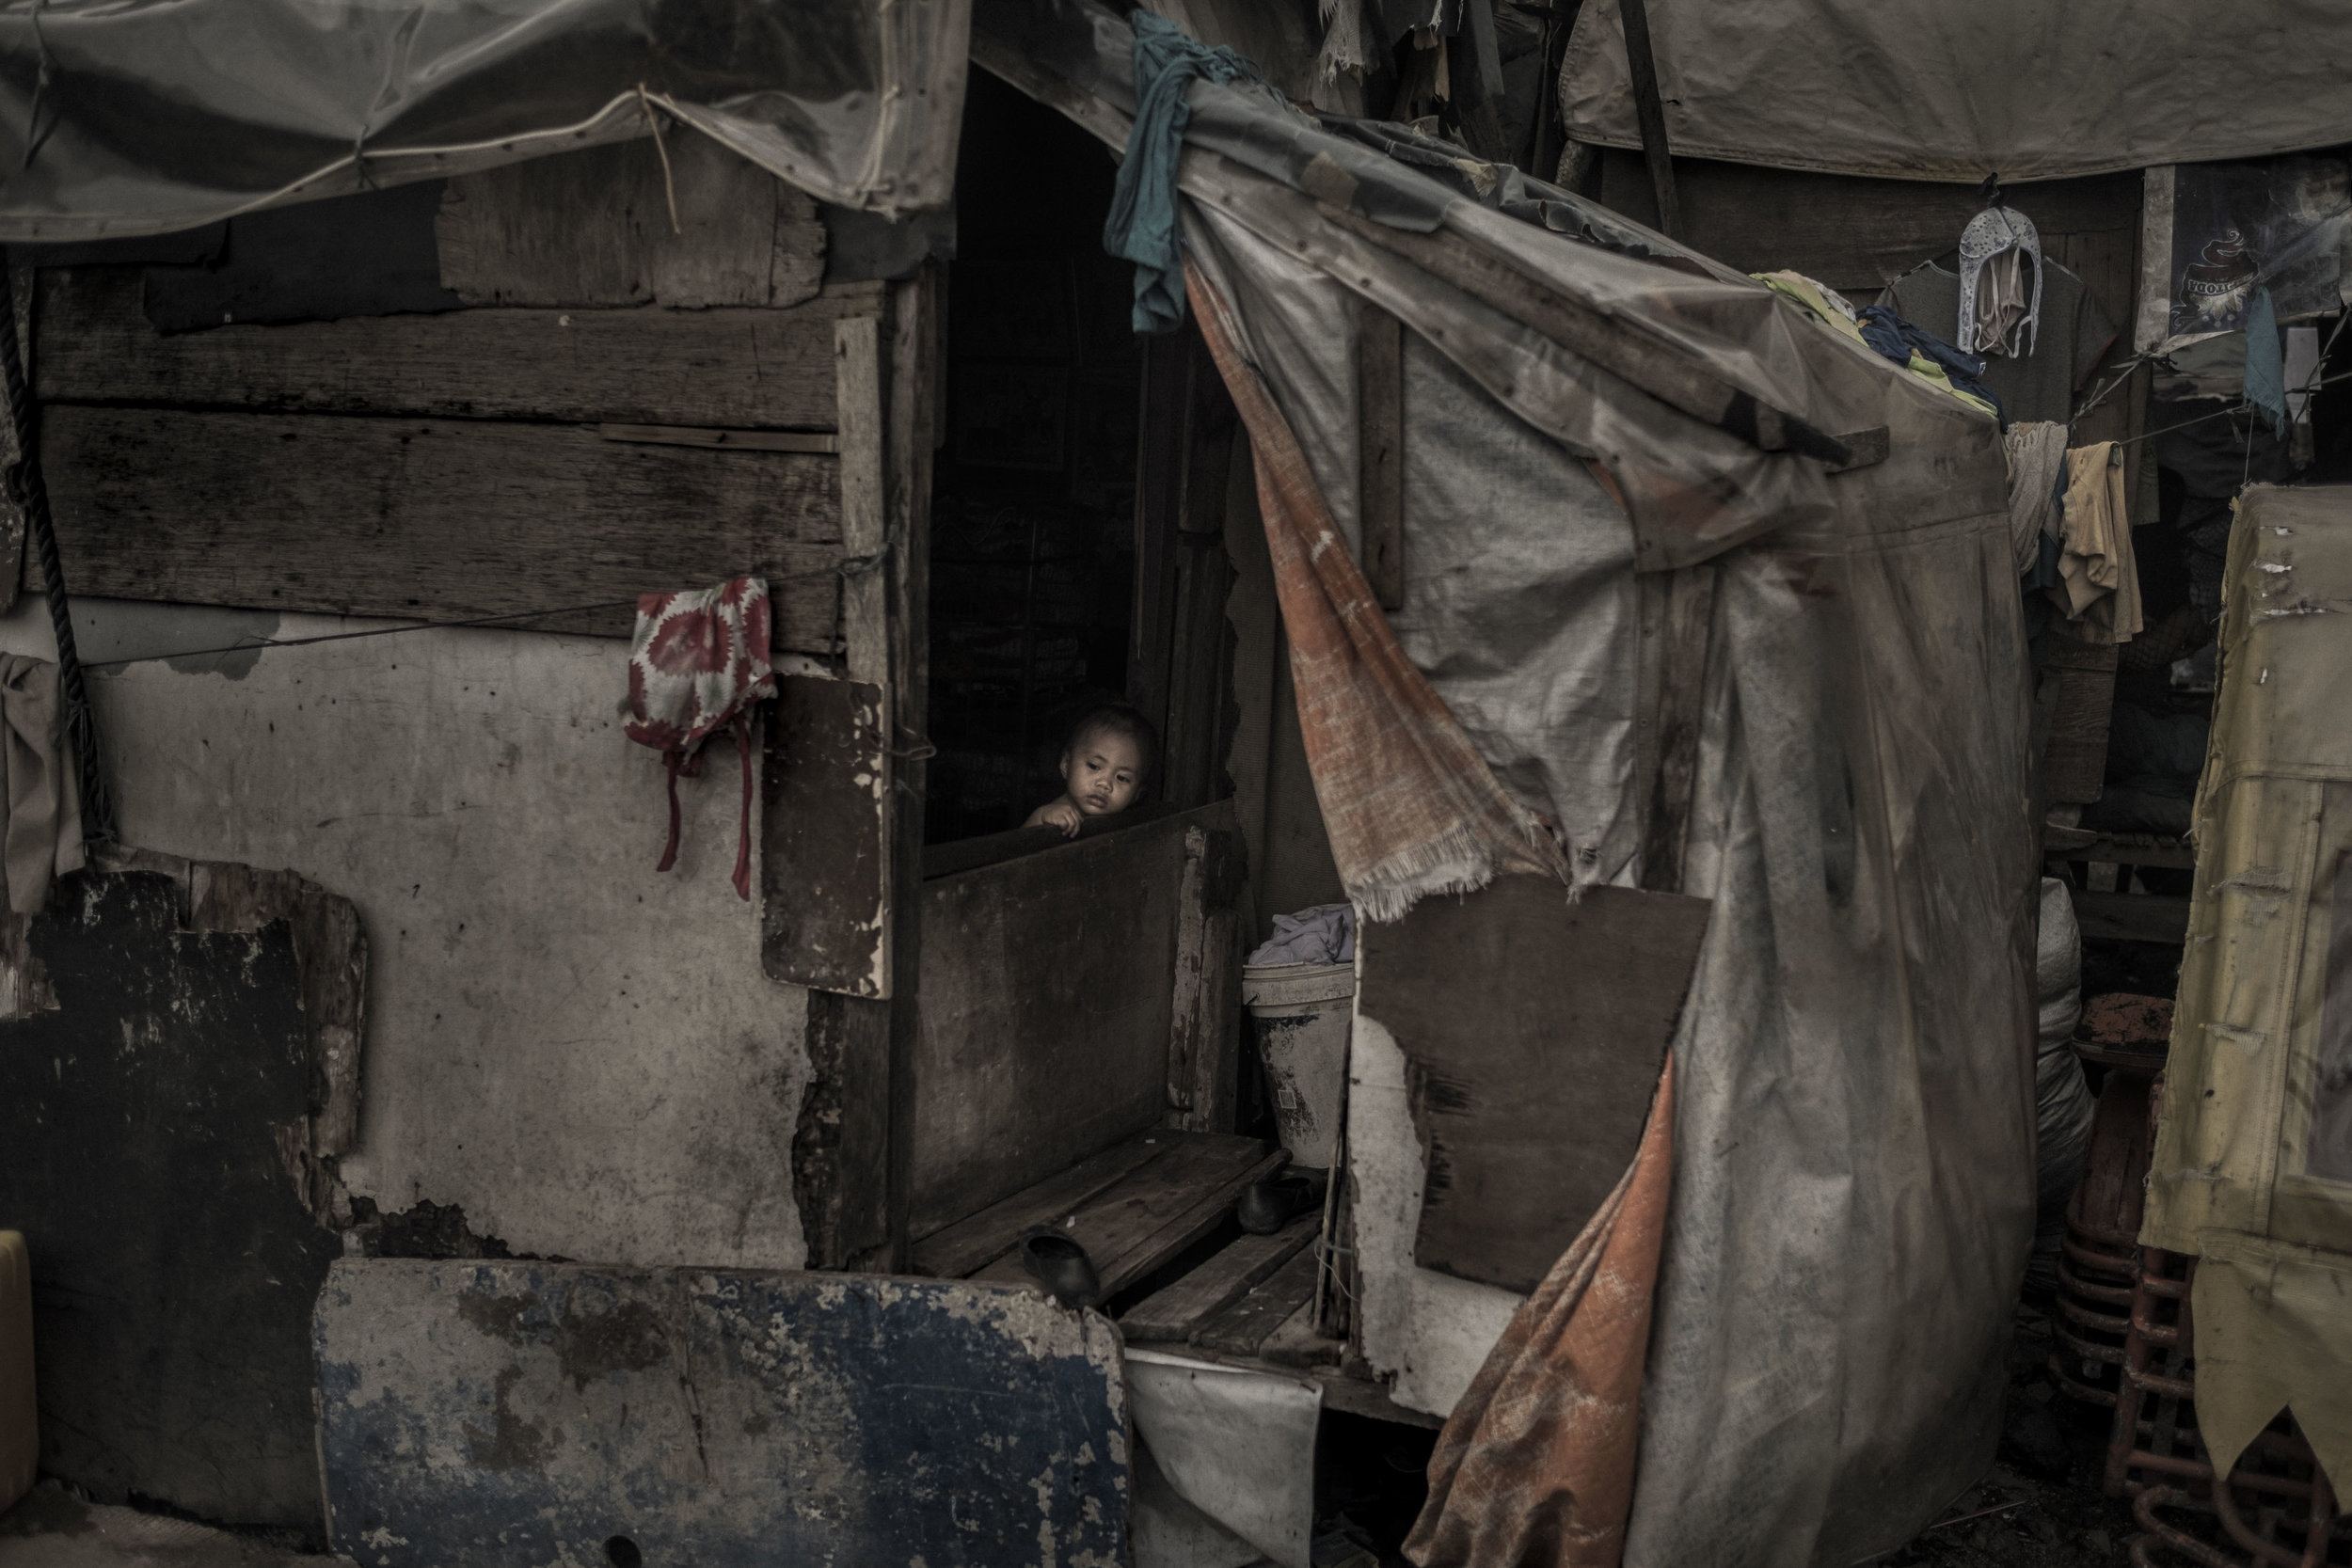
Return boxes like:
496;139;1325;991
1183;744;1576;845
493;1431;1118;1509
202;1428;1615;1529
2077;308;2348;428
79;597;647;669
78;551;885;671
2114;366;2352;452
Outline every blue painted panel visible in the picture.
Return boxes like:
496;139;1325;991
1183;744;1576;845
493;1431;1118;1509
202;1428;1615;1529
315;1260;1128;1567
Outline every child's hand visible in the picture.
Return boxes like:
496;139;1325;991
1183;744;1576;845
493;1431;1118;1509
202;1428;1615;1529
1036;799;1084;838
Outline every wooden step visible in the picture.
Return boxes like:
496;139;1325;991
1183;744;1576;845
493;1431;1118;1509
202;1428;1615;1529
967;1132;1280;1303
1118;1213;1319;1343
910;1134;1172;1278
1196;1246;1324;1359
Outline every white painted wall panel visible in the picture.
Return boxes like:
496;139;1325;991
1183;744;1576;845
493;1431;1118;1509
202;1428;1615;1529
1347;1013;1522;1417
0;596;808;1269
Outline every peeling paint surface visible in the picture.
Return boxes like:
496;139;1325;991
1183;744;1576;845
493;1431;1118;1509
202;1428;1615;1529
0;872;340;1529
0;595;810;1271
315;1259;1129;1567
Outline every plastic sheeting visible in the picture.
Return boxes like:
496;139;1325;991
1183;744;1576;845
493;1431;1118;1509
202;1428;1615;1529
1560;0;2352;184
1127;1350;1320;1568
980;5;2038;1561
0;0;970;241
2030;878;2092;1294
2142;484;2352;1489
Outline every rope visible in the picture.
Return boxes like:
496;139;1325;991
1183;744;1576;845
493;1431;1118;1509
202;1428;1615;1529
72;546;894;672
0;264;115;845
638;85;683;237
78;598;645;671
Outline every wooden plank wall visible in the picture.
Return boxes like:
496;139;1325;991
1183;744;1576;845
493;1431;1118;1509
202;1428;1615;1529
1597;151;2153;481
907;803;1242;1243
24;140;946;1275
1598;152;2141;304
30;142;869;656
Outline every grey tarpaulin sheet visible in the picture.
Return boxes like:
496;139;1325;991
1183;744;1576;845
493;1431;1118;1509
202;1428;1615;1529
0;0;970;240
978;3;2037;1560
1561;0;2352;183
1128;1350;1320;1568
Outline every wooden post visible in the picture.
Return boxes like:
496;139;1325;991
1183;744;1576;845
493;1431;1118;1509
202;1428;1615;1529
879;263;941;1271
791;270;939;1274
1130;332;1192;749
1358;300;1406;611
1639;562;1717;892
1617;0;1682;241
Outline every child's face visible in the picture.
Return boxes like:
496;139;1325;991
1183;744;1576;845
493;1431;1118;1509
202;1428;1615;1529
1061;731;1144;817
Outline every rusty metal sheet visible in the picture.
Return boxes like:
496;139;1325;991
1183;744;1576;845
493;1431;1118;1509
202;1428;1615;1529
314;1260;1128;1567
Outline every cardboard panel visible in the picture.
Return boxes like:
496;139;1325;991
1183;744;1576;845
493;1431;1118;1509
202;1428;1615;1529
1359;876;1710;1293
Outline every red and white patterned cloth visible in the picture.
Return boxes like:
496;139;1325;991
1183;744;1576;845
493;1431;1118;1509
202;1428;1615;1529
624;577;775;899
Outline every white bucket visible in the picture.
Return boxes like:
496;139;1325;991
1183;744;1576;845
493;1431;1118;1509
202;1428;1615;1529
1240;960;1355;1171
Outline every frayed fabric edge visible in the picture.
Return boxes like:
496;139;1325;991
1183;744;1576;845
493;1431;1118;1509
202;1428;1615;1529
1346;826;1500;924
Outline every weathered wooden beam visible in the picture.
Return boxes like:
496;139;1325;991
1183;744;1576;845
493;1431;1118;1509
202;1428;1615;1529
36;269;877;432
435;134;826;309
878;264;941;1273
1616;0;1681;240
39;405;845;646
1639;562;1718;891
833;316;891;693
1119;1212;1317;1343
1358;299;1406;610
763;676;889;1002
1167;815;1245;1133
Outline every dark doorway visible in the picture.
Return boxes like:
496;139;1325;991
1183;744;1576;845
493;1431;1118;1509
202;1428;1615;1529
924;71;1146;842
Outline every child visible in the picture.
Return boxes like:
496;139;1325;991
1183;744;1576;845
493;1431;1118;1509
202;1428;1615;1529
1025;705;1156;838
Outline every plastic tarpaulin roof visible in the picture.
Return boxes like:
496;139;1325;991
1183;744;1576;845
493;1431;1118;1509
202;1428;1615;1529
0;0;970;241
977;2;2038;1560
1561;0;2352;183
2141;484;2352;1494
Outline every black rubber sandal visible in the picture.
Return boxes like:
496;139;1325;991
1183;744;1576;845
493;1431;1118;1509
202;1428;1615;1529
1019;1228;1101;1307
1236;1174;1322;1236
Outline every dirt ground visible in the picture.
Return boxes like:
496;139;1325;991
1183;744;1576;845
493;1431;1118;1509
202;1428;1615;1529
1872;1303;2142;1568
0;1484;315;1568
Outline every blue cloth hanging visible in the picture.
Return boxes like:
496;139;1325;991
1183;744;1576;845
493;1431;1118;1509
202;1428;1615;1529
2244;287;2288;437
1103;13;1268;334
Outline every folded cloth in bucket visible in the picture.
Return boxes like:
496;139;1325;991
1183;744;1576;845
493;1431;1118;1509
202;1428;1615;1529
1248;903;1355;967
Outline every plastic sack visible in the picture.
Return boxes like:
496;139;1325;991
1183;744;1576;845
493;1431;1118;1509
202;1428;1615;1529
2028;878;2094;1291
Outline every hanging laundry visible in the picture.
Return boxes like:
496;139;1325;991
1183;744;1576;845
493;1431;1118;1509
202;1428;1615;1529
1247;902;1357;967
2003;421;2069;577
1956;206;2043;357
0;656;85;917
2049;443;2144;645
1970;245;2033;356
1882;243;2116;426
1853;304;2004;419
2243;286;2288;437
1753;272;2003;420
1104;13;1276;334
624;577;777;900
